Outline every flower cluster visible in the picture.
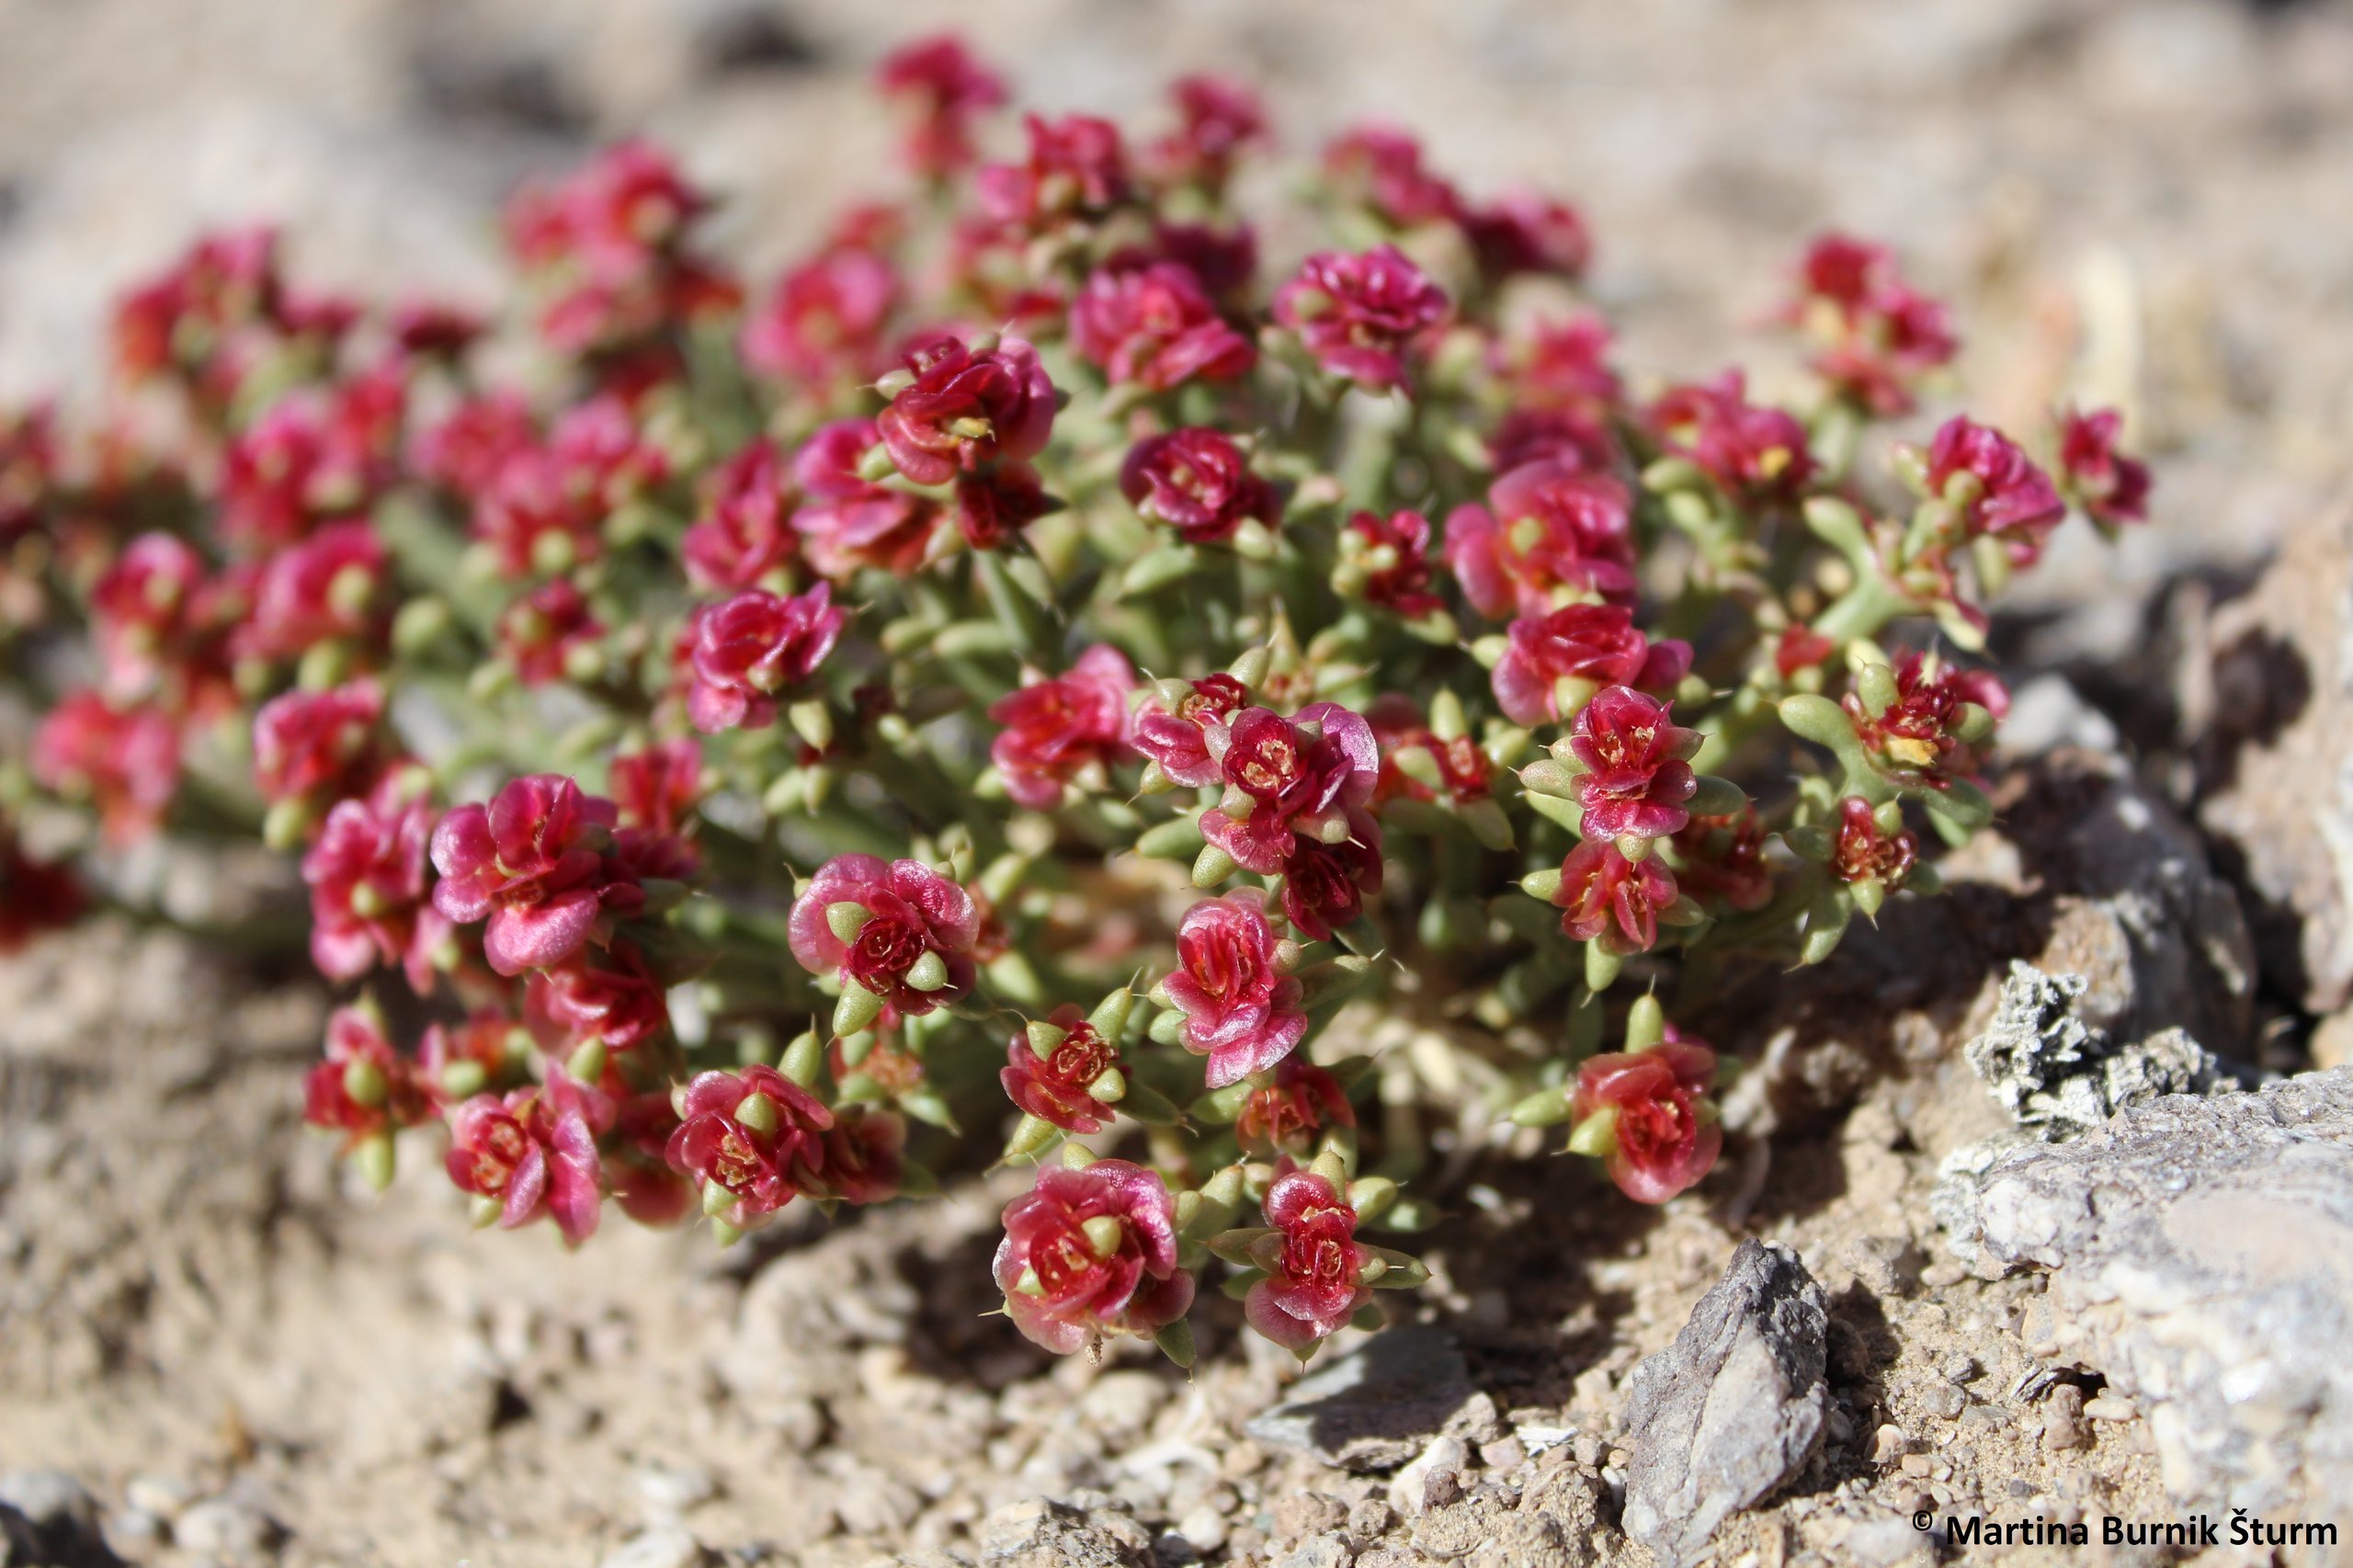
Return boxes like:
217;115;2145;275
0;38;2146;1364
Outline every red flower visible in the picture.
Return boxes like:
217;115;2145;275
810;1105;906;1206
986;643;1135;811
1151;74;1267;190
1669;809;1773;913
251;679;383;808
1486;408;1618;476
0;833;84;954
1573;1038;1721;1203
790;418;940;577
1119;428;1279;546
1164;888;1307;1089
786;854;981;1015
876;335;1058;487
683;584;847;734
419;1010;527;1094
1001;1003;1123;1133
1553;839;1678;955
1199;701;1381;875
1649;371;1814;504
875;34;1006;178
609;738;704;839
1235;1060;1356;1157
217;392;393;553
236;519;388;662
527;940;670;1054
1462;191;1593;282
1774;625;1836;679
469;450;602;578
302;778;449;991
1844;652;2007;788
1340;510;1443;618
1788;233;1956;415
741;246;899;388
429;774;642;976
1830;796;1918;886
994;1160;1193;1355
498;578;604;687
1497;312;1621;415
1492;604;1691;728
953;463;1055;551
682;441;797;591
445;1068;615;1244
978;113;1131;231
89;533;206;697
1924;416;2066;565
1071;260;1256;391
1245;1168;1373;1353
665;1063;835;1230
1278;823;1384;943
413;390;538;499
1367;698;1493;807
1447;460;1637;619
1322;126;1459;228
2055;404;2151;531
303;1005;435;1149
25;735;176;899
1132;673;1247;788
1568;687;1701;840
1273;244;1449;391
390;300;487;360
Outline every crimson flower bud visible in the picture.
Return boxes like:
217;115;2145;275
1001;1004;1124;1134
497;578;605;687
1132;673;1248;789
445;1067;615;1244
683;584;847;734
664;1063;834;1230
1446;460;1637;620
1321;126;1459;229
1553;838;1679;955
302;775;448;991
1924;416;2065;566
1163;889;1308;1088
994;1159;1194;1355
1786;233;1957;416
787;854;980;1017
2054;404;2151;532
1830;796;1918;887
428;774;638;976
682;440;798;591
1648;371;1814;505
252;679;384;809
1070;259;1256;392
1337;510;1443;619
977;113;1132;231
1243;1166;1373;1353
1119;428;1279;546
790;417;940;577
1571;1035;1721;1203
1493;605;1691;729
1272;244;1449;392
1199;701;1380;874
1149;74;1267;191
303;1005;434;1151
873;34;1006;179
1462;190;1594;283
236;520;388;662
986;643;1135;811
1842;651;2007;789
1235;1060;1357;1158
876;334;1057;487
33;690;182;844
740;245;899;390
1566;687;1701;840
526;939;670;1054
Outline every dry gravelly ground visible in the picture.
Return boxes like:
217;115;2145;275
3;2;2351;1565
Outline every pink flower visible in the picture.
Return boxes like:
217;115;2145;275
252;679;384;808
1341;510;1443;618
1235;1061;1356;1156
217;392;392;553
1447;460;1637;619
682;441;797;591
1150;74;1267;190
469;449;602;578
1199;702;1380;875
497;578;604;687
302;1006;435;1150
1486;408;1617;476
1553;839;1678;955
1321;126;1459;228
791;417;940;577
663;1063;835;1229
876;335;1058;487
236;519;387;662
1498;312;1621;415
1001;1004;1122;1133
683;584;847;733
952;463;1056;551
1649;371;1814;504
1462;190;1593;282
1573;1039;1721;1203
1272;244;1449;391
1924;415;2066;565
302;778;449;991
875;35;1006;178
978;113;1131;231
987;643;1135;810
810;1105;906;1206
1843;652;2007;788
445;1069;615;1244
2055;404;2151;531
429;774;641;976
1367;698;1493;807
741;246;899;387
1278;823;1384;943
1830;796;1918;886
527;940;669;1054
1492;604;1692;728
1132;673;1248;788
89;533;205;696
413;390;538;498
1163;889;1307;1088
994;1160;1194;1355
609;737;704;839
1244;1168;1373;1352
1568;687;1700;840
1070;260;1256;391
787;854;980;1015
32;692;181;837
1119;428;1279;545
1670;809;1773;913
1788;233;1956;415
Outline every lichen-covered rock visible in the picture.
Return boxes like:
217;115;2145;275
1618;1241;1829;1568
1936;1069;2353;1533
2195;499;2353;1014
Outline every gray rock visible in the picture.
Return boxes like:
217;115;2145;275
0;1473;114;1568
2195;499;2353;1014
1618;1240;1830;1568
1937;1068;2353;1524
977;1498;1152;1568
1245;1326;1474;1471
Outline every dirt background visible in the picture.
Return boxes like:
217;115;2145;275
2;2;2351;1565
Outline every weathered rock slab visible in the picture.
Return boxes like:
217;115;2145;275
1618;1241;1828;1568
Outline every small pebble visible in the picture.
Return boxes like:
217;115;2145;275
2041;1385;2087;1452
1273;1492;1348;1543
1919;1381;1965;1420
1278;1533;1356;1568
173;1498;285;1558
125;1475;195;1521
1869;1424;1909;1464
1569;1435;1604;1469
1347;1497;1394;1540
1899;1454;1932;1478
1175;1505;1228;1552
635;1464;717;1517
2083;1393;2137;1423
1477;1436;1526;1473
598;1525;706;1568
1943;1354;1980;1383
